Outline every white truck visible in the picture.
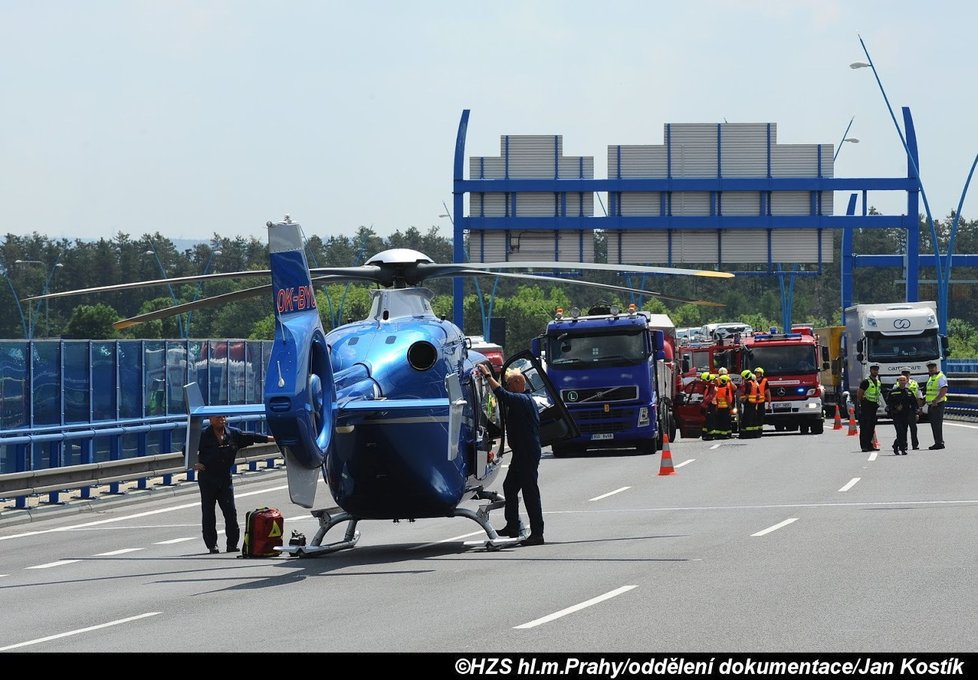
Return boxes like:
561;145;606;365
843;301;948;415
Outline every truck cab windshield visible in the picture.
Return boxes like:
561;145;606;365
548;331;647;367
748;345;817;375
866;333;940;362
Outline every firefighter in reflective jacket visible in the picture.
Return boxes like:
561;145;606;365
713;374;734;439
739;370;762;439
701;371;717;441
754;367;771;436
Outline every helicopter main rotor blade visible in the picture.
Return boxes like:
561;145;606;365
111;275;350;330
453;270;724;307
23;269;274;303
419;260;734;280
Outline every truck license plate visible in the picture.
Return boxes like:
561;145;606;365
591;433;614;441
773;402;791;411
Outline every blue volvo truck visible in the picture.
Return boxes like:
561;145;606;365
531;304;676;457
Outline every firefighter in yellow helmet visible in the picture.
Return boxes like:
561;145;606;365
701;371;717;441
739;369;762;438
753;367;771;435
713;374;734;439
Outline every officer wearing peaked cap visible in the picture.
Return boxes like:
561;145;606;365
924;360;948;449
898;367;921;450
856;364;883;452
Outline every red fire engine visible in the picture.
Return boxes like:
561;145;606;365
674;326;829;437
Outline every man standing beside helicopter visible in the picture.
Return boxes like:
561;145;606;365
475;362;545;546
193;414;275;554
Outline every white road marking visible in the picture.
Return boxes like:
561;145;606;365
0;612;161;651
0;485;289;542
589;487;630;502
709;444;721;450
838;478;861;493
868;451;878;462
751;517;798;537
947;422;978;429
26;560;81;569
155;537;197;545
408;530;484;551
514;585;637;629
94;548;142;556
675;459;695;468
285;515;317;522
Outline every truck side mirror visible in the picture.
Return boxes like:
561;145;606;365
682;357;690;373
530;337;541;357
941;335;949;356
856;339;864;354
856;353;864;362
822;361;830;370
821;346;829;362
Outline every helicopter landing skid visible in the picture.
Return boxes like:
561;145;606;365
275;507;361;558
456;492;525;551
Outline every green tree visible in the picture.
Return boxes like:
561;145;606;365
64;304;121;339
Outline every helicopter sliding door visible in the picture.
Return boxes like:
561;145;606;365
501;350;580;447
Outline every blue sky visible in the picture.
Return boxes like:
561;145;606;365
1;1;975;244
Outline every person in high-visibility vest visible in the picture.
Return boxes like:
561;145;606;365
713;374;734;439
701;371;717;441
856;364;884;452
924;360;948;449
899;366;921;450
739;370;761;438
754;367;771;436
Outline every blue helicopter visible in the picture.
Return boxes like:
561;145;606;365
31;217;731;556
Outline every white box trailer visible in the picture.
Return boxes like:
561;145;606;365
843;301;947;413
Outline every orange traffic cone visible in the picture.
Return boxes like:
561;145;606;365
847;406;858;436
658;433;676;476
833;404;843;430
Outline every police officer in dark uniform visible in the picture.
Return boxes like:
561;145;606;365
887;374;919;455
476;363;545;546
194;415;275;554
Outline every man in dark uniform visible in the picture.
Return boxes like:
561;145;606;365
194;415;275;554
476;362;545;546
887;374;919;455
856;364;883;452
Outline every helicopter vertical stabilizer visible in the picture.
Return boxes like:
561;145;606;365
263;220;338;507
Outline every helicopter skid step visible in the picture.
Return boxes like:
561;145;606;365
463;535;523;551
276;531;360;557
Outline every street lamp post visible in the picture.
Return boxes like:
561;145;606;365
143;248;184;338
833;116;861;162
42;262;64;337
0;265;30;339
13;260;45;339
185;249;221;338
850;36;946;338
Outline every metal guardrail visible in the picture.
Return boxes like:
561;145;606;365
0;443;282;501
946;375;978;421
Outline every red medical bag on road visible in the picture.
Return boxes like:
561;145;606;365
241;507;284;558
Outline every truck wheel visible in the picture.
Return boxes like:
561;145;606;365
810;419;824;435
551;444;576;458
